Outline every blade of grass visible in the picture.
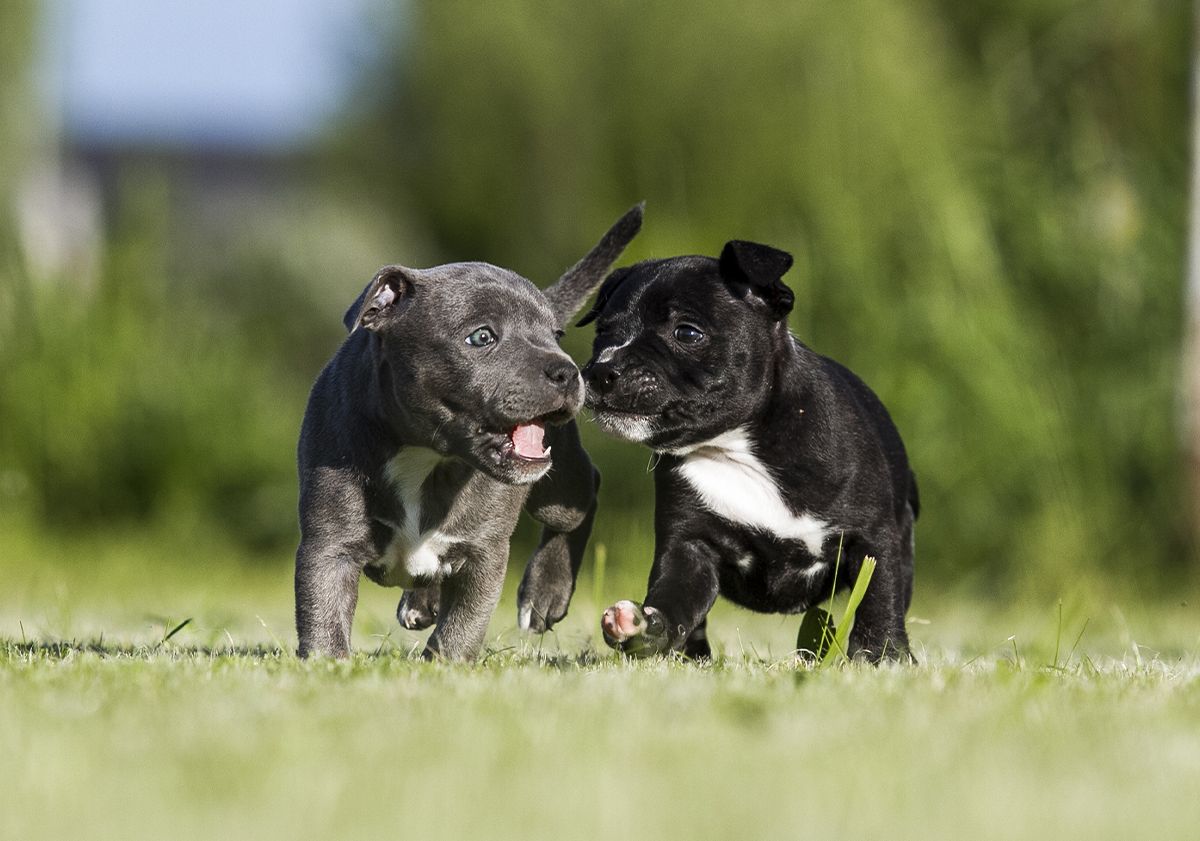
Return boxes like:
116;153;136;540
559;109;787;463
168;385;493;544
1052;599;1063;669
819;556;876;668
1066;617;1091;666
161;617;191;644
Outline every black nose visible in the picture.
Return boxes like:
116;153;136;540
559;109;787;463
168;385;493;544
544;358;579;389
583;361;621;393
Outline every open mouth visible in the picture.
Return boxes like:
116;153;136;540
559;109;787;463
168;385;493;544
504;419;551;463
480;418;552;471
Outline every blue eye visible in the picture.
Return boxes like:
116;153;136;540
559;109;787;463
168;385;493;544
674;323;705;343
467;327;497;347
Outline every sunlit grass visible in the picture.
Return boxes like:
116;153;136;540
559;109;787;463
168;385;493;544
2;523;1198;841
2;630;1199;841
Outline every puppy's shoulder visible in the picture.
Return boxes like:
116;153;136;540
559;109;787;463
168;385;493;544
300;340;395;474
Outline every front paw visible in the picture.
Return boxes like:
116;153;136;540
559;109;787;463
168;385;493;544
600;600;667;657
396;587;440;631
516;567;574;633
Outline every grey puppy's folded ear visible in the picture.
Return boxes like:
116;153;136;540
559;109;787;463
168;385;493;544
344;266;415;333
543;202;644;329
718;240;795;320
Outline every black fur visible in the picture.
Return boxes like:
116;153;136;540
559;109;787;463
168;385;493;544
585;242;917;662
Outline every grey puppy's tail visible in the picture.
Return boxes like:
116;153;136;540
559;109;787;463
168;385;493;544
543;202;644;328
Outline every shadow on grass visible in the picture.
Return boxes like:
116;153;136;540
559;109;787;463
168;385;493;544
2;638;290;660
0;637;615;669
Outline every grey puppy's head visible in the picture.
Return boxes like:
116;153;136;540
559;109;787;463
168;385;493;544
345;204;643;485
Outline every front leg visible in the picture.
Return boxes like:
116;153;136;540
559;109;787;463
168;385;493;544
518;422;599;632
681;618;712;660
295;467;373;659
295;539;365;658
601;537;720;658
423;542;508;661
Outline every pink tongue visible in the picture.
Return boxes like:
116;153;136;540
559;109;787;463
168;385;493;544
512;422;547;459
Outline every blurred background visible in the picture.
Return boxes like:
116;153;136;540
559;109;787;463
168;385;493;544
0;0;1194;639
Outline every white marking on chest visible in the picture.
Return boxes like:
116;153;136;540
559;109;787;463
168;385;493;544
800;560;828;578
375;447;456;584
672;428;831;556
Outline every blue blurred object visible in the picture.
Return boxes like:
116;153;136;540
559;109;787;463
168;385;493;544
45;0;374;149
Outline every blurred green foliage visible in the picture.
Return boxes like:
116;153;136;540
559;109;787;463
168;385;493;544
0;1;1193;595
339;0;1193;589
0;179;304;550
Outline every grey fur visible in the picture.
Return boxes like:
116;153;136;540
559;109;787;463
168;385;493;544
295;204;643;660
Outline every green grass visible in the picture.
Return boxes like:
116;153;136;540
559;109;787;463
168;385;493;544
2;527;1199;841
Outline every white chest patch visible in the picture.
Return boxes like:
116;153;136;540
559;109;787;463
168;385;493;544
671;428;831;557
374;447;456;585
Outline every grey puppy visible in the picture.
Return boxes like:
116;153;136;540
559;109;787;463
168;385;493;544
295;204;643;660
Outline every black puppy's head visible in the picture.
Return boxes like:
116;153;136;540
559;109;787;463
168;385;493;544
579;241;794;452
347;262;580;485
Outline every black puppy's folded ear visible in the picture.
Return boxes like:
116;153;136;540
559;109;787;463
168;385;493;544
344;266;414;333
718;240;795;320
576;266;634;327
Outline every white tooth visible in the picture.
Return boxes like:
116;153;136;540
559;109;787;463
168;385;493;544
544;446;552;457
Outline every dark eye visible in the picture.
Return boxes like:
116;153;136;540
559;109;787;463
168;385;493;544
466;327;497;347
673;323;705;344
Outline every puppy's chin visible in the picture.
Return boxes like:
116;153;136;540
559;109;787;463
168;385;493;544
472;449;553;485
592;410;656;443
493;460;553;485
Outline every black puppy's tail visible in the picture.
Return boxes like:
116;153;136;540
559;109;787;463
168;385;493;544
543;202;644;328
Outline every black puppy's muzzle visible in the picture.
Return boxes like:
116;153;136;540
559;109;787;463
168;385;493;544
582;360;620;394
582;358;666;417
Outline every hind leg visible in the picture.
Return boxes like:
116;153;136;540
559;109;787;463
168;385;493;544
844;534;913;663
898;503;916;613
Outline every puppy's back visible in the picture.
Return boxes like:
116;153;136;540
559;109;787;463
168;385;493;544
814;350;917;523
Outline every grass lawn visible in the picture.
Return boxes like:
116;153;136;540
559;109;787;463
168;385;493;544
2;525;1198;841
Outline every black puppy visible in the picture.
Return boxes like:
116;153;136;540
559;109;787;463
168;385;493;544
581;242;917;662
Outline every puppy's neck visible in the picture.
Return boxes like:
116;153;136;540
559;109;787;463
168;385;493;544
743;327;808;427
365;350;434;450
